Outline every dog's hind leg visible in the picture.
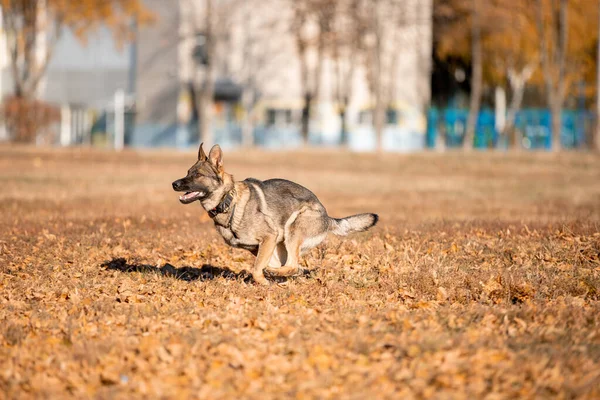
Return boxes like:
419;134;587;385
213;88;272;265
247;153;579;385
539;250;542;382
266;208;326;277
252;235;277;285
268;243;287;269
266;238;300;277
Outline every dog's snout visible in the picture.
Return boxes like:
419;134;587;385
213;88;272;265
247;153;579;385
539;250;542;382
172;180;183;191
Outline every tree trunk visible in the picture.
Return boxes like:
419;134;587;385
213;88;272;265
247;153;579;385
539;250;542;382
34;0;47;98
301;93;312;144
241;89;254;147
313;29;325;145
550;98;562;151
372;6;384;152
505;94;522;149
199;74;214;146
505;66;534;150
4;0;60;102
437;121;447;152
596;0;600;151
464;0;482;150
333;40;353;148
536;0;567;152
240;5;254;148
297;35;310;145
198;0;214;145
550;0;568;152
554;0;568;151
506;113;522;150
373;87;384;152
339;107;348;146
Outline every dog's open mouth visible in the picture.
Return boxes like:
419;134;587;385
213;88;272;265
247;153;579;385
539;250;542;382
179;191;205;204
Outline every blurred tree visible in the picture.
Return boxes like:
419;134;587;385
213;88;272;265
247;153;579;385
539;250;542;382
436;0;481;150
362;0;411;152
190;0;254;145
1;0;152;100
0;0;151;142
358;0;383;151
290;0;337;145
292;0;424;150
483;0;537;149
235;0;287;147
464;0;482;151
197;0;214;146
597;0;600;152
186;0;288;146
331;0;364;147
536;0;597;151
536;0;568;152
437;0;494;150
367;0;386;152
1;95;59;142
437;0;597;151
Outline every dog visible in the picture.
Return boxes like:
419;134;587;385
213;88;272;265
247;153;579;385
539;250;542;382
172;143;378;285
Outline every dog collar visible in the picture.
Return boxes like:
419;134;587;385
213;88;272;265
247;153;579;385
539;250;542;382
208;189;235;219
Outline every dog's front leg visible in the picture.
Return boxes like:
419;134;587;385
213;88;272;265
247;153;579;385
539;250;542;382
252;235;277;285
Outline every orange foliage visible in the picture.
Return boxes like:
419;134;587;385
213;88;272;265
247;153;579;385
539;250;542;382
1;96;60;143
0;0;154;141
0;0;154;37
436;0;598;98
1;149;599;398
47;0;155;41
0;0;153;100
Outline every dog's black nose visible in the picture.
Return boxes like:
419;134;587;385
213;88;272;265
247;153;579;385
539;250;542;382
172;180;182;191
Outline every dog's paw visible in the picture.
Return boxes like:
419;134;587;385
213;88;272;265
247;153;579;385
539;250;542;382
264;267;280;278
252;273;270;286
265;266;300;278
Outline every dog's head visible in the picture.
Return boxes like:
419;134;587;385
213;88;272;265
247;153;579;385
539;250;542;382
172;143;225;204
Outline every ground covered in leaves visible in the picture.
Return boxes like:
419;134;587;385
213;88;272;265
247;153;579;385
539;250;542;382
1;146;599;399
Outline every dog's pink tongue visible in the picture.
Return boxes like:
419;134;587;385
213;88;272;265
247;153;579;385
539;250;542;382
180;192;198;201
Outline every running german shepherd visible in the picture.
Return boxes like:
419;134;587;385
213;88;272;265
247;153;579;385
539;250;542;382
172;143;378;285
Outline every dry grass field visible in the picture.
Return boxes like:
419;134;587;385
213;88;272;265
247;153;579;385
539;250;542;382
1;145;600;399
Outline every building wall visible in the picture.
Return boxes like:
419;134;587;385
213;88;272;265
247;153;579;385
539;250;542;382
132;0;182;147
0;10;132;143
178;0;433;150
0;1;433;149
44;28;130;108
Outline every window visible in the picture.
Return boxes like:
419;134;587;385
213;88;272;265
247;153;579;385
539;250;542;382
266;109;277;126
386;109;398;125
266;108;293;126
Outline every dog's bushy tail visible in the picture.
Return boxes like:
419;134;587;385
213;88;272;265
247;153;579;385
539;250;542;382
329;213;378;236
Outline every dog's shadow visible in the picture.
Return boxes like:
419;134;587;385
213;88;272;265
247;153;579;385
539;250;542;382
101;257;251;282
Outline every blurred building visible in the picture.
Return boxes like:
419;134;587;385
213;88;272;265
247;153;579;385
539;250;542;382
44;28;131;108
0;7;8;141
0;12;133;145
134;0;433;150
0;1;434;151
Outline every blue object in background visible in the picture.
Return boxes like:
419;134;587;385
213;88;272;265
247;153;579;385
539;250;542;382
124;107;593;151
427;108;594;150
443;108;467;148
475;109;497;149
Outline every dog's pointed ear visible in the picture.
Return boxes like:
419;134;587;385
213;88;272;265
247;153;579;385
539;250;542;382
208;144;223;171
198;142;208;161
